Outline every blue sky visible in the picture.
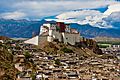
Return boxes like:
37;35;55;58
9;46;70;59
0;0;119;20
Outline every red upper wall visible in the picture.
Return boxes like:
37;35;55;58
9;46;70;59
56;22;65;32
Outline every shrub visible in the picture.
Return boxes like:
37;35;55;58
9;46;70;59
61;47;73;53
24;51;31;59
55;59;61;65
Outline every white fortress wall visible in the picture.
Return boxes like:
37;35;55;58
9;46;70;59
24;36;39;45
62;33;68;44
39;26;48;35
52;31;62;42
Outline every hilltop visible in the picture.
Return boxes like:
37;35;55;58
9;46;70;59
38;39;114;59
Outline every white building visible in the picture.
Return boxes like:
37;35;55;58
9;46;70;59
24;21;80;45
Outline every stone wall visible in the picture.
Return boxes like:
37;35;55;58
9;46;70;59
53;31;80;45
39;31;80;45
63;33;80;45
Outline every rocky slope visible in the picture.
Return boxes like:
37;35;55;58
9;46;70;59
39;38;104;58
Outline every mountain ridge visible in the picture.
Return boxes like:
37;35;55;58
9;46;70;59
0;18;120;38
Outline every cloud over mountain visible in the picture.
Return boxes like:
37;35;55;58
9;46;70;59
47;3;120;29
0;11;26;19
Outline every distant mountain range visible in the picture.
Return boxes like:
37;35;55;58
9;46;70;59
0;4;120;38
0;18;120;38
0;18;45;38
70;23;120;38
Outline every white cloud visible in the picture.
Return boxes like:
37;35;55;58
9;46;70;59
0;0;119;19
55;10;104;26
11;0;119;19
56;10;102;20
0;11;26;19
48;6;117;29
104;3;120;15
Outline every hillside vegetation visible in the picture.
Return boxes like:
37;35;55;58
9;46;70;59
0;42;17;80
